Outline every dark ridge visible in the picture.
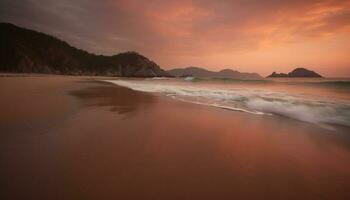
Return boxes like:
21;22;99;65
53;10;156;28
0;23;170;77
167;66;262;80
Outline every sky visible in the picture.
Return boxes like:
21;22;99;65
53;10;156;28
1;0;350;77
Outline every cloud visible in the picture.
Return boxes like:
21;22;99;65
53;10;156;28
1;0;349;76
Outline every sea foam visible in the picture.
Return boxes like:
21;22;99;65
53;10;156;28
106;79;350;128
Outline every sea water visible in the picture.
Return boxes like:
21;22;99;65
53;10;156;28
106;77;350;129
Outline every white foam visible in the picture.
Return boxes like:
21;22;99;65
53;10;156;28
246;98;350;127
151;77;171;80
184;77;195;81
106;79;350;128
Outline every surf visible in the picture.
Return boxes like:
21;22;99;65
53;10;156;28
106;79;350;129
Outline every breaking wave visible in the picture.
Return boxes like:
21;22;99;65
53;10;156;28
106;80;350;128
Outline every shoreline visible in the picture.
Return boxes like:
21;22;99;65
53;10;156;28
1;74;350;200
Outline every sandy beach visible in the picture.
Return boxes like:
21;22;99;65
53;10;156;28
1;75;350;200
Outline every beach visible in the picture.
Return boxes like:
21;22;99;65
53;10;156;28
1;75;350;200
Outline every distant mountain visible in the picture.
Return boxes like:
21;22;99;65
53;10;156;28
267;68;322;78
167;67;262;79
0;23;170;77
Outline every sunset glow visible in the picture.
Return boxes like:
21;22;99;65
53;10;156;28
2;1;350;199
1;0;349;76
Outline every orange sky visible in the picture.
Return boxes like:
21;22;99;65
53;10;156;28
1;0;350;76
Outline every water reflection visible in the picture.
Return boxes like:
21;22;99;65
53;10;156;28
70;82;155;115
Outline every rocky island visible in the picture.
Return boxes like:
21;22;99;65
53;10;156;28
267;68;322;78
0;23;170;77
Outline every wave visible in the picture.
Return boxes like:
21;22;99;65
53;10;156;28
106;80;350;129
151;77;172;80
180;77;350;90
306;81;350;89
182;77;270;83
184;77;196;81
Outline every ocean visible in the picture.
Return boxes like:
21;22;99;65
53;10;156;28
106;77;350;130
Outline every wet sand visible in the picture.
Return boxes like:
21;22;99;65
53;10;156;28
1;75;350;200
